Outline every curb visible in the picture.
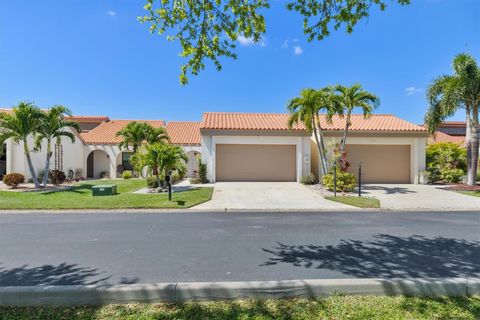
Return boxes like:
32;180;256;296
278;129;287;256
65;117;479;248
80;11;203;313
0;278;479;306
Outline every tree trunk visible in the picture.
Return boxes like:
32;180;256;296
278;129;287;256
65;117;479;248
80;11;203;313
340;118;350;154
315;115;329;175
311;119;327;177
466;108;477;186
41;140;52;187
470;106;479;186
23;139;40;189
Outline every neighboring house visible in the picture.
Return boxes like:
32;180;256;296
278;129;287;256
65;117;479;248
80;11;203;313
427;122;467;146
1;108;430;184
165;121;201;178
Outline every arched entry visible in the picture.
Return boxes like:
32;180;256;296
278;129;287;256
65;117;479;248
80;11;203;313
86;150;111;179
186;151;200;178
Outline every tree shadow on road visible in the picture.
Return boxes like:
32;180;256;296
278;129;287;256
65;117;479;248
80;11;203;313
261;234;480;278
0;262;112;286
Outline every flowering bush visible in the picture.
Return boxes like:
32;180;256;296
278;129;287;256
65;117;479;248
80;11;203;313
322;171;356;192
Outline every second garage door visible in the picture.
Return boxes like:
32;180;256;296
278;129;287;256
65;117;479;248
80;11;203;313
216;144;296;182
346;144;411;183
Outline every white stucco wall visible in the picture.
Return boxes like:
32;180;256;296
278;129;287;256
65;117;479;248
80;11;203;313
313;135;427;184
201;134;311;183
5;129;85;180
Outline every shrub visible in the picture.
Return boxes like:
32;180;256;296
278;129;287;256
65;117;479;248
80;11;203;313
197;158;208;184
100;171;110;179
301;173;318;185
322;171;356;192
122;170;133;179
426;142;467;179
49;170;66;185
440;168;464;183
3;173;25;188
146;176;159;188
37;170;51;184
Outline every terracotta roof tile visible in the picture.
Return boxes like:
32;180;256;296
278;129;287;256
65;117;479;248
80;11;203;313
67;115;109;122
201;112;426;132
321;114;427;132
80;120;165;145
166;121;201;145
1;108;108;122
200;112;306;131
428;131;466;146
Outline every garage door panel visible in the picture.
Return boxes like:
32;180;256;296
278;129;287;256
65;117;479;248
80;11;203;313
216;144;296;182
346;144;410;183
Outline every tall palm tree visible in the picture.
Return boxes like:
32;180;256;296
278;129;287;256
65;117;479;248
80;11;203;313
145;126;169;145
425;53;480;186
35;105;81;187
116;121;151;153
332;84;380;153
0;102;43;188
287;87;337;175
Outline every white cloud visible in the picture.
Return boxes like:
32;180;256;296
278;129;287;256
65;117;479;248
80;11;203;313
293;46;303;55
282;40;289;48
405;86;423;96
107;10;116;16
237;35;255;46
293;38;299;42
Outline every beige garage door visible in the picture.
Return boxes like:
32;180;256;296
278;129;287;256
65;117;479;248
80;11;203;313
216;144;296;182
346;144;411;183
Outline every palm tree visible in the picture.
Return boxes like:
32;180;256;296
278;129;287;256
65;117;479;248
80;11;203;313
332;84;380;153
116;121;151;153
145;126;169;145
0;102;43;188
425;53;480;186
35;106;81;187
145;143;188;187
287;87;337;175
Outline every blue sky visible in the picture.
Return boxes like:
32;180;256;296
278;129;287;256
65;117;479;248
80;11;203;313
0;0;478;124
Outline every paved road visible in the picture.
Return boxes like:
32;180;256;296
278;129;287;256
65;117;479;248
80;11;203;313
0;211;479;286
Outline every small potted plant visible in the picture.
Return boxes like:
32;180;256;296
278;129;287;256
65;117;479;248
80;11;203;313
419;170;430;185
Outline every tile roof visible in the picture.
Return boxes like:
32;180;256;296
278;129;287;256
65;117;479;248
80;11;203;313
80;120;165;145
200;112;427;132
428;131;466;146
67;115;109;122
1;108;108;122
0;108;13;115
439;121;466;127
166;121;201;145
200;112;307;131
320;114;427;132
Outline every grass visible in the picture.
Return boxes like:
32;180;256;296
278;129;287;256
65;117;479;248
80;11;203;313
326;195;380;208
459;190;480;198
0;179;213;209
1;296;480;319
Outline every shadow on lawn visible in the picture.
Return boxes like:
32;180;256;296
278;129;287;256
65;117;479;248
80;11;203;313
261;234;480;278
0;262;113;286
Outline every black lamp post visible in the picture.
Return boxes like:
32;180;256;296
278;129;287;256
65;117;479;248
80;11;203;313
358;162;362;197
333;161;337;197
166;170;172;201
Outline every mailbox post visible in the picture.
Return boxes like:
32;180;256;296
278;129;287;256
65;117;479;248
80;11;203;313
166;171;172;201
358;162;362;197
333;161;337;197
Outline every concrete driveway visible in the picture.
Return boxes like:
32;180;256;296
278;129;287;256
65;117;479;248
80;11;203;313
194;182;357;210
363;184;480;210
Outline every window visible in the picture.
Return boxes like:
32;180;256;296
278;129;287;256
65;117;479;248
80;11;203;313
122;152;133;170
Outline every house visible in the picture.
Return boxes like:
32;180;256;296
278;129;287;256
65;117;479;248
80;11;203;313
427;122;467;146
200;112;428;184
1;109;429;184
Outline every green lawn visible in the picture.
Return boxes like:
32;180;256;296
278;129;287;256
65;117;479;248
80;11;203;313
326;196;381;208
459;191;480;198
0;179;213;209
1;296;479;319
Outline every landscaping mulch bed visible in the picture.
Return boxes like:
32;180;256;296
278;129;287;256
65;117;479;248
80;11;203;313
443;183;480;191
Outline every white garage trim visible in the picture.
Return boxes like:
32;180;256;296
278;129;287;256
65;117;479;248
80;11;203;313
202;135;311;183
319;136;427;184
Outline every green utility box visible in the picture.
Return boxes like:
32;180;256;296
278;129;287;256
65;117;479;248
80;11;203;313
92;184;117;196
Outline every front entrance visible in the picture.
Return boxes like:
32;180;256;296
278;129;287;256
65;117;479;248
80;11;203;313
215;144;296;182
86;150;110;179
87;152;94;178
